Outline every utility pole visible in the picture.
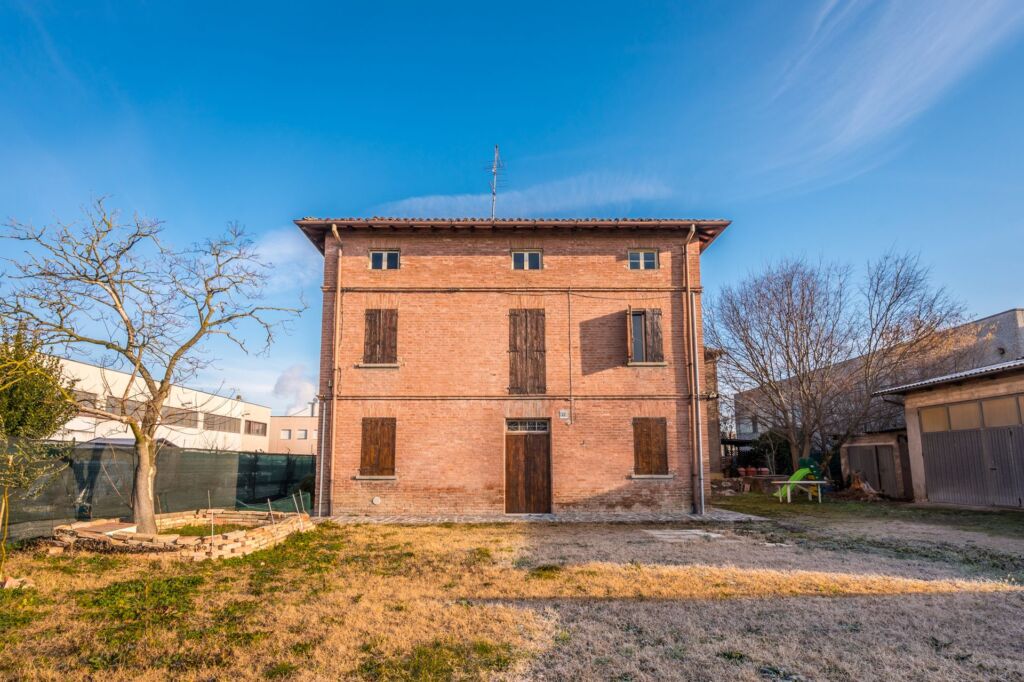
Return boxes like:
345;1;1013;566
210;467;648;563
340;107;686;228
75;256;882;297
490;144;502;221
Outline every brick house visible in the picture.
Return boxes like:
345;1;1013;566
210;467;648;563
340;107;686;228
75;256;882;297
295;218;729;516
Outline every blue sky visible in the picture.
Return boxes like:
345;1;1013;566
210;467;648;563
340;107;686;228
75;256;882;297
2;1;1023;413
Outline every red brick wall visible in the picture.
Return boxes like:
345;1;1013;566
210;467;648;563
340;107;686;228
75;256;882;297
315;231;713;515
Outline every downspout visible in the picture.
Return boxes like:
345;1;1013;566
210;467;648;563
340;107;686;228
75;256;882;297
689;286;706;515
317;224;342;517
683;224;705;515
316;395;327;516
328;223;343;516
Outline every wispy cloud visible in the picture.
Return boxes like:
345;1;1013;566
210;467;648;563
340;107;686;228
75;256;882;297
376;172;672;218
762;0;1024;178
15;0;84;94
254;227;323;291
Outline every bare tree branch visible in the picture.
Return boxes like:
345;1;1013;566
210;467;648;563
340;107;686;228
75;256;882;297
0;199;305;531
707;253;966;474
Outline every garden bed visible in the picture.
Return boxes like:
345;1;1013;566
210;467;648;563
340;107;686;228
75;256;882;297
53;508;312;561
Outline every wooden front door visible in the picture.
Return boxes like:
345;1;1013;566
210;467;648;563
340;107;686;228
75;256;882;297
505;421;551;513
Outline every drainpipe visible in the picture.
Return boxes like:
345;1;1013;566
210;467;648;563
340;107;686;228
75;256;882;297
683;225;705;515
316;393;327;516
328;224;343;516
316;224;343;517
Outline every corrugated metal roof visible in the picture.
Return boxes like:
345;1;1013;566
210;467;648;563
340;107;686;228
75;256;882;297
875;357;1024;395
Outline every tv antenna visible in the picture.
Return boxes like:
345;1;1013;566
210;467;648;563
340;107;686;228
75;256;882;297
489;144;503;221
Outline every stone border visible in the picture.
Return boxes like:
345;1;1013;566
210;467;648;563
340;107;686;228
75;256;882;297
54;509;312;562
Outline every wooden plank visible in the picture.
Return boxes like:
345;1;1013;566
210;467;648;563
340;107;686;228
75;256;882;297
509;310;527;393
381;309;398;363
633;417;668;475
526;309;546;394
645;308;664;362
524;433;551;513
626;305;633;363
363;309;381;363
360;417;396;475
505;434;527;512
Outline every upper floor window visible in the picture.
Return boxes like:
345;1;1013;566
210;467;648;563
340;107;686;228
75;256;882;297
370;250;400;270
627;307;664;364
205;413;241;433
280;429;292;440
628;250;658;270
297;429;309;440
244;420;268;436
512;250;542;270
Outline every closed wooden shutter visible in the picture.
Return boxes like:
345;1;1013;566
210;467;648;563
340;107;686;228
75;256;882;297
360;417;396;476
645;308;664;362
633;417;668;475
509;309;546;394
363;309;398;364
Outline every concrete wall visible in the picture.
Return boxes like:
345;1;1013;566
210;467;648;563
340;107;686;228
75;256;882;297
269;414;319;454
58;357;271;451
316;230;713;515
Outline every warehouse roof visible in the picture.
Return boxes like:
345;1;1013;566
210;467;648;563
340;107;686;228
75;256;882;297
875;357;1024;395
294;217;731;254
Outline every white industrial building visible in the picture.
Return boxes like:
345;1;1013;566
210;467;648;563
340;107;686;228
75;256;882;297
56;357;271;452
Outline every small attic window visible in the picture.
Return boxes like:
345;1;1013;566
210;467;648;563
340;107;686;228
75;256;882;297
370;250;400;270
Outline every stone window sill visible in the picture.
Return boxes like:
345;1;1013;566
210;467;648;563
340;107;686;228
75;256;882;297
629;474;675;480
354;475;397;481
627;362;668;367
355;363;400;369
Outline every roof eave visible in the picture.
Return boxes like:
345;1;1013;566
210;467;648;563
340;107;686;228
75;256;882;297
294;218;732;255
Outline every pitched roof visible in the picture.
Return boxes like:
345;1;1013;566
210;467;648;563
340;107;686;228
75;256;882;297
874;357;1024;395
293;217;730;254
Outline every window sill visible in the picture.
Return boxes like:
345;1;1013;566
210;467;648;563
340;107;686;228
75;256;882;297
629;474;674;480
627;361;668;367
355;363;400;369
354;475;397;481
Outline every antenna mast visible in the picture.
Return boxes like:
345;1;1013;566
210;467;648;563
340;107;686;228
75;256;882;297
490;144;502;221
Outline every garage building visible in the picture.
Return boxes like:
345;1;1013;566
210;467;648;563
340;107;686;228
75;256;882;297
878;358;1024;508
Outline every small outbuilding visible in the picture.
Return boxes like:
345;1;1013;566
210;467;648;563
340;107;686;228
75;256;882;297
877;358;1024;508
839;430;913;500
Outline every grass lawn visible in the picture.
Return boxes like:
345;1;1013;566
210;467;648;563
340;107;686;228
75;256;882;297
714;491;1024;539
2;501;1023;680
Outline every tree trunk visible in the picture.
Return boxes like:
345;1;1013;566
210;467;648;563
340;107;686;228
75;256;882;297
133;436;158;534
0;486;9;578
789;440;802;473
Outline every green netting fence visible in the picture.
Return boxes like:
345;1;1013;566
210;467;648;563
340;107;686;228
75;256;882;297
6;442;315;540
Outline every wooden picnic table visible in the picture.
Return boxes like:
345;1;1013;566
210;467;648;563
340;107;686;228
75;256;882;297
772;479;826;503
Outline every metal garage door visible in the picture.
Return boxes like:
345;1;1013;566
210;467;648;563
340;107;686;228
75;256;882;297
921;423;1024;508
984;426;1024;507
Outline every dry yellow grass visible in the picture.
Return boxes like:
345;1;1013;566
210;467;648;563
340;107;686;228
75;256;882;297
0;521;1019;681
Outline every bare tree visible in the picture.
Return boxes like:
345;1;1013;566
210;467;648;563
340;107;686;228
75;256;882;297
707;252;966;473
0;199;302;533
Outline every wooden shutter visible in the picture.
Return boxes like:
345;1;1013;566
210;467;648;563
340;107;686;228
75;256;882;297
645;308;664;362
526;309;546;393
626;306;633;363
509;309;527;394
633;417;668;475
363;309;398;364
510;309;545;394
360;417;396;476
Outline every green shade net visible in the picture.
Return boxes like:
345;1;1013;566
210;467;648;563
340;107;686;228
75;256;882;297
7;442;315;539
